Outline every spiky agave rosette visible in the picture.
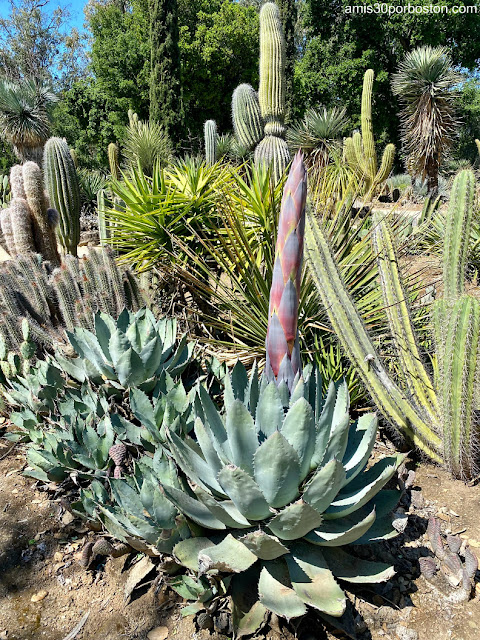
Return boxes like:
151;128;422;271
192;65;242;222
265;151;306;389
162;361;403;635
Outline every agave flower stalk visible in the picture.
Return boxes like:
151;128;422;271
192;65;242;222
265;151;307;388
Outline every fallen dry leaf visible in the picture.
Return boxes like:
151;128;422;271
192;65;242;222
124;556;155;602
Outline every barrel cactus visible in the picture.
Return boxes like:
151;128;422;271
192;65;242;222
163;362;402;635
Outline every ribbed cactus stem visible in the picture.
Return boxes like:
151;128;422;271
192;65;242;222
255;135;290;183
9;165;26;199
22;162;60;265
376;144;395;185
361;69;377;181
442;169;474;303
204;120;217;166
372;212;439;424
476;139;480;157
97;189;109;246
265;152;306;388
0;209;15;256
258;2;286;126
44;137;81;256
305;211;443;462
108;143;120;181
232;84;264;150
438;296;480;479
10;199;35;254
344;70;394;193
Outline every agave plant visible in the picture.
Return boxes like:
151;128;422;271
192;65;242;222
392;46;462;192
56;309;193;390
163;361;402;634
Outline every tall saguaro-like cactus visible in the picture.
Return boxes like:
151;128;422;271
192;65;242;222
44;137;81;256
232;2;290;182
306;169;480;479
344;70;395;194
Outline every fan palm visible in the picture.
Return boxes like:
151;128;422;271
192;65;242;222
392;46;462;193
0;78;57;162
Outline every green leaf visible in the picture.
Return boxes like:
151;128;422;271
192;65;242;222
255;382;283;439
194;487;251;528
305;506;376;546
258;561;307;619
324;454;403;519
342;413;378;483
267;500;323;540
310;381;337;468
199;534;257;573
303;459;346;514
168;431;224;495
280;398;316;480
239;531;289;560
173;537;213;571
161;484;227;530
218;465;270;520
225;400;258;474
286;542;346;616
254;432;301;508
322;547;395;583
231;567;268;638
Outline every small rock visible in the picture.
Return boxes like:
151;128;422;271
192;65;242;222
31;590;48;602
395;625;418;640
410;490;424;509
147;627;168;640
61;512;75;525
0;630;7;639
53;551;63;562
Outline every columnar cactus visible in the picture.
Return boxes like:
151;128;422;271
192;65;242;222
44;137;81;256
265;152;306;388
305;169;480;479
232;84;264;149
108;142;120;181
231;2;290;182
344;70;395;194
204;120;217;166
23;161;60;264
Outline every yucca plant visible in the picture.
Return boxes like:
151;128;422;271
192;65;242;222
123;115;173;176
287;107;348;187
106;159;233;271
306;169;480;479
0;78;57;162
392;46;462;193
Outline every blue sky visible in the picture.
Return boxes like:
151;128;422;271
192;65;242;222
0;0;87;33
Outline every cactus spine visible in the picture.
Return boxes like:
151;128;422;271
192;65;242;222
204;120;217;166
108;142;120;181
344;69;395;193
44;137;81;257
231;2;290;182
306;169;480;478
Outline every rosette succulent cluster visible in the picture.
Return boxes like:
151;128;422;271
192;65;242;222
163;361;403;634
56;308;193;389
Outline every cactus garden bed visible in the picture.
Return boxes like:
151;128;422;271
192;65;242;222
0;440;479;640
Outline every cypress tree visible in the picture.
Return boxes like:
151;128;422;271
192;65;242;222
149;0;183;140
277;0;297;122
